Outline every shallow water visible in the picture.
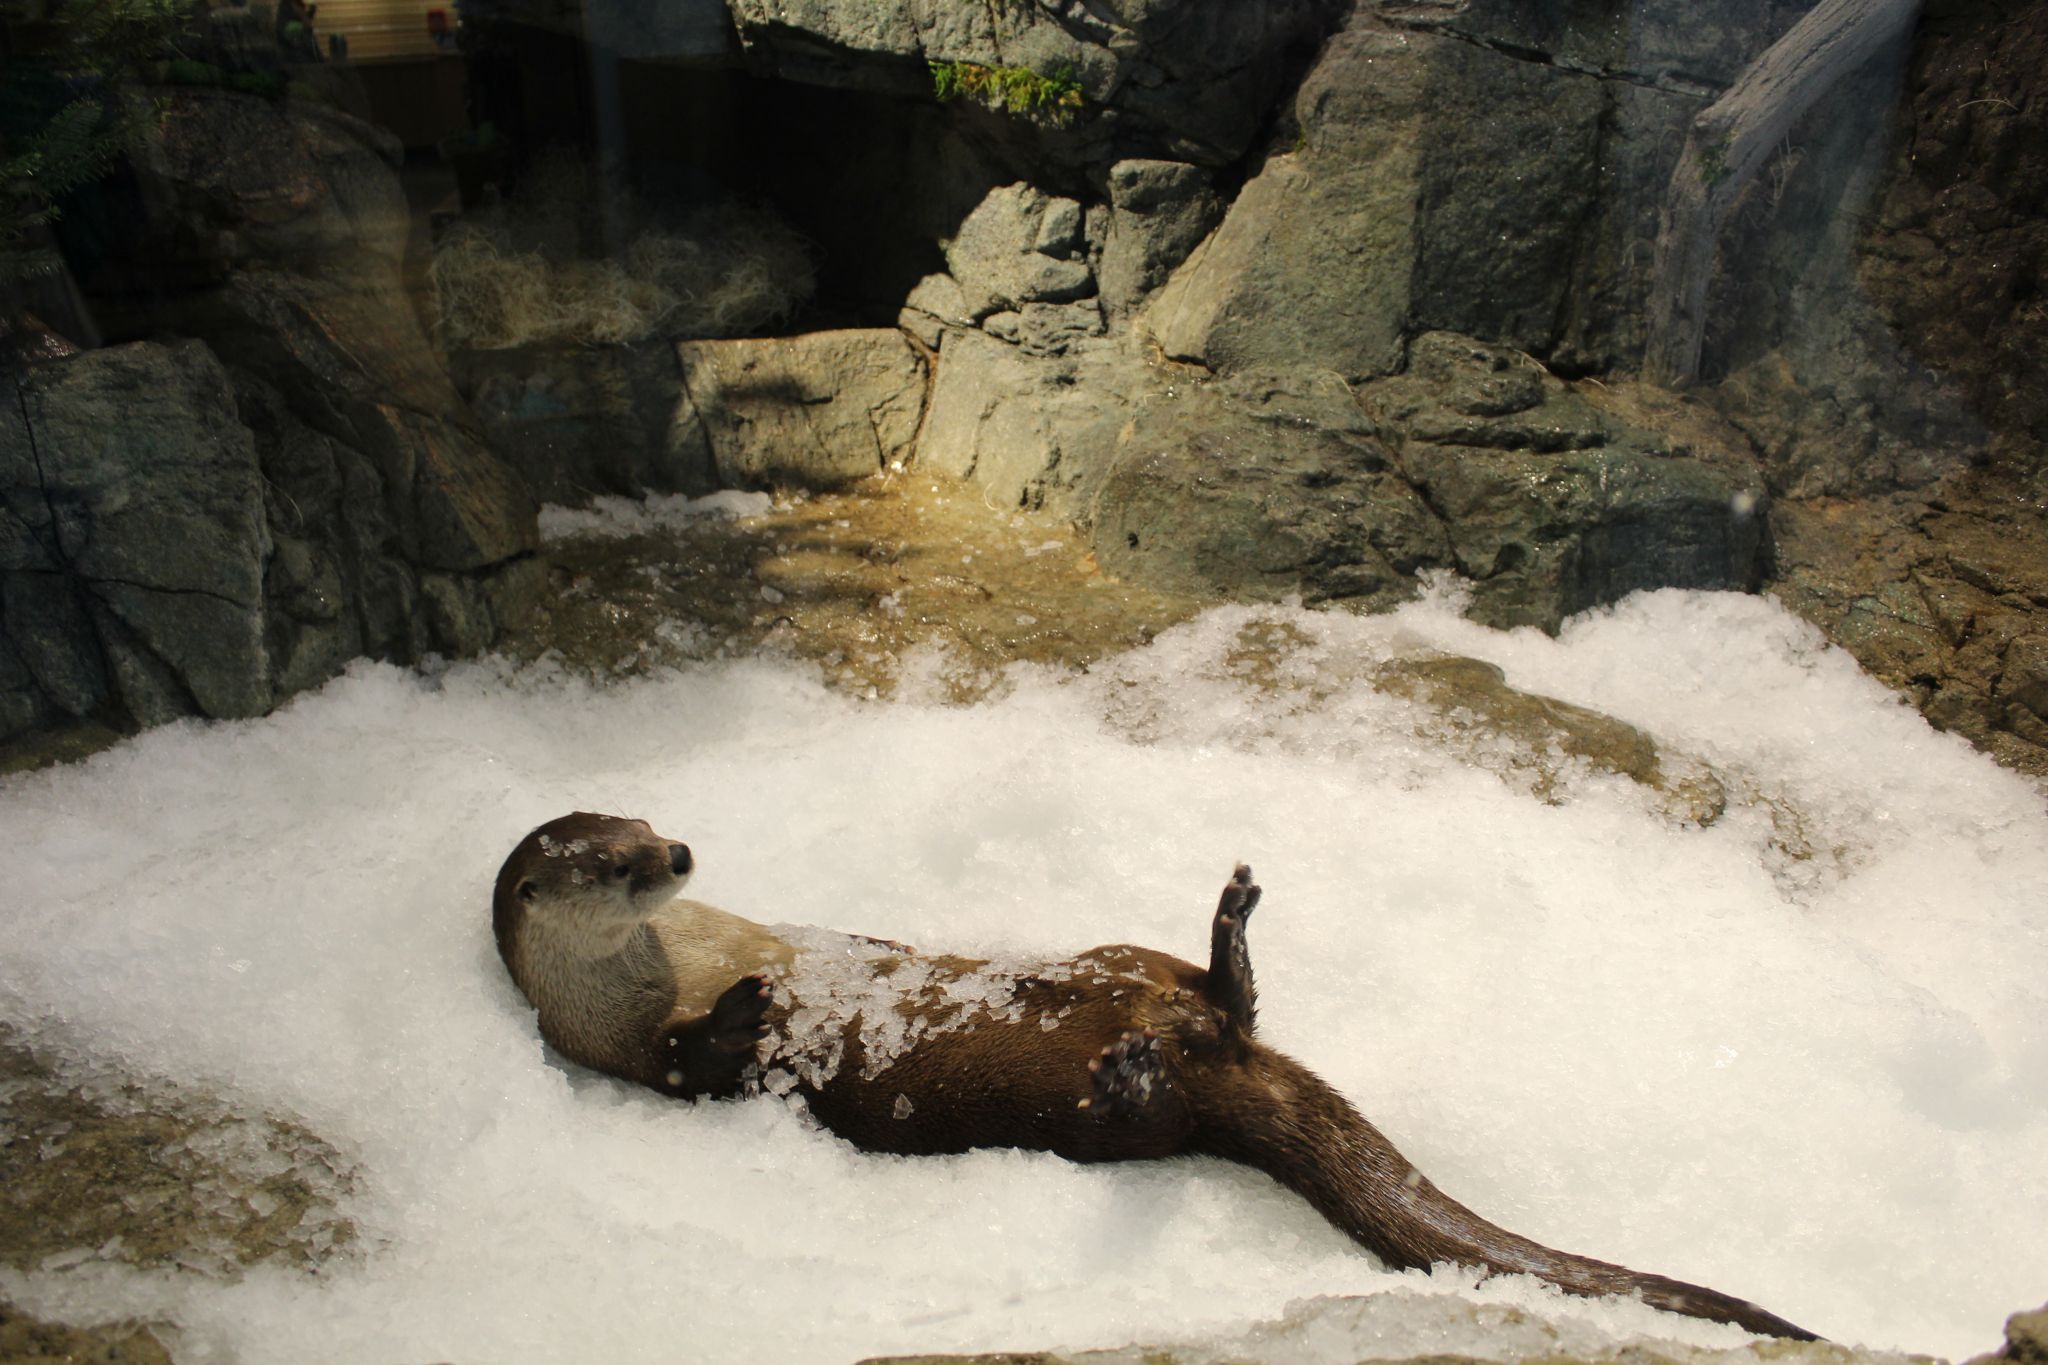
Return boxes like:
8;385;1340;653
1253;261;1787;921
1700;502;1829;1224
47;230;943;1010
0;586;2041;1365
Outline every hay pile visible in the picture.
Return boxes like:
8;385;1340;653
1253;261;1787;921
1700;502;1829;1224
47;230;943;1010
430;153;815;349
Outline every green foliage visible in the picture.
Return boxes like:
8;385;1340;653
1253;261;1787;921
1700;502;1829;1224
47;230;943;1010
158;56;285;98
928;60;1083;124
1699;136;1731;186
2;0;197;284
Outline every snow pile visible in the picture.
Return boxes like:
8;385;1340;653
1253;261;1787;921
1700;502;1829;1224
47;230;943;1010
537;489;773;541
0;589;2042;1365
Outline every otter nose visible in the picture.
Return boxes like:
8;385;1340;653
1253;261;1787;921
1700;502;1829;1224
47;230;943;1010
668;843;693;876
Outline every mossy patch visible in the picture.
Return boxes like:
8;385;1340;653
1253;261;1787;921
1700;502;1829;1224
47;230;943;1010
929;60;1083;124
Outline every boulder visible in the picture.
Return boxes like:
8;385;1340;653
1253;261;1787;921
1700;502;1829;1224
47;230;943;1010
1365;336;1768;630
1139;2;1879;382
2;341;271;727
942;183;1094;321
1142;24;1429;381
1087;367;1447;610
678;330;927;490
1096;160;1223;319
451;344;717;505
3;90;542;752
917;329;1146;513
1081;336;1767;631
722;0;1332;166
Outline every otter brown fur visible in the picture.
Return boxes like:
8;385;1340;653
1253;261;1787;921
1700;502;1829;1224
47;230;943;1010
494;811;1815;1341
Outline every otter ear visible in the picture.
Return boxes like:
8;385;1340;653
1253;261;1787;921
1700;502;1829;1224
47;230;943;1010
517;879;537;904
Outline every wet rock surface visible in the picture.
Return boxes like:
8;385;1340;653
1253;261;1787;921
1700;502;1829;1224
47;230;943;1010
0;1027;356;1361
507;480;1199;700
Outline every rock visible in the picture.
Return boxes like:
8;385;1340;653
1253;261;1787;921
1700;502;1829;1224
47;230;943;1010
1089;367;1448;609
1405;39;1606;355
903;273;975;337
1144;5;1865;382
679;329;926;490
1143;24;1429;381
943;184;1094;321
1359;334;1768;629
917;330;1147;512
1993;636;2048;727
1;341;272;724
451;344;717;505
1082;338;1766;632
3;89;542;752
1860;7;2048;448
2006;1303;2048;1364
1769;494;2048;776
1373;653;1726;823
0;1302;171;1365
722;0;1331;167
1967;1302;2048;1365
981;300;1105;358
120;89;409;290
1097;159;1223;319
1383;0;1817;97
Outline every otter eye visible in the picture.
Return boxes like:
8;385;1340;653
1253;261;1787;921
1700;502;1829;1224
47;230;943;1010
517;880;536;903
612;863;631;880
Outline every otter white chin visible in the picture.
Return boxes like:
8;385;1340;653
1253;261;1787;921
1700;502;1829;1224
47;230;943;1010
493;811;1817;1341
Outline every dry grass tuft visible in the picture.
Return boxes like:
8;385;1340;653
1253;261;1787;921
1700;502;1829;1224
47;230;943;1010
431;150;815;350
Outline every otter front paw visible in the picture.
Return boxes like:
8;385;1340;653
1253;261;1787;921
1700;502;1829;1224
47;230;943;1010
655;976;773;1098
706;974;774;1053
1081;1029;1164;1119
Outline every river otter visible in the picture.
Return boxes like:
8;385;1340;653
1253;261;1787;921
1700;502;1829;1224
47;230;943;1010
493;811;1815;1341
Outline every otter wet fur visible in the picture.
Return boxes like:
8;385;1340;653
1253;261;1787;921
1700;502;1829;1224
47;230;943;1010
493;811;1816;1341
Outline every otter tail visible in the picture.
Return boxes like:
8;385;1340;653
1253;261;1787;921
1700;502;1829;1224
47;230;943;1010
1191;1044;1817;1341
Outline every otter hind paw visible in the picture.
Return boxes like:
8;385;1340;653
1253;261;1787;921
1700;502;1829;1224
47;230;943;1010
1217;864;1261;924
1083;1029;1164;1119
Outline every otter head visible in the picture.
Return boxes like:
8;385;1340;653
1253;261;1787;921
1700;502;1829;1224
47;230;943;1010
493;812;694;965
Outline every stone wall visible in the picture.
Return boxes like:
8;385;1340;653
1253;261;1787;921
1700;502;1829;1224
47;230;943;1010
3;88;539;756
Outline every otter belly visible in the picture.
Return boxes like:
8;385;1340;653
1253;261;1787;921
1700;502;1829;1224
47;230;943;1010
762;939;1220;1160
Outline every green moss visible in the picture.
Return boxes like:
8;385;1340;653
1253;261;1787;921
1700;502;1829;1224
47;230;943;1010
1699;136;1730;185
928;60;1083;124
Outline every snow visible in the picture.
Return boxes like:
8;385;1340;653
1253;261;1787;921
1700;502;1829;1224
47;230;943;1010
1;587;2042;1365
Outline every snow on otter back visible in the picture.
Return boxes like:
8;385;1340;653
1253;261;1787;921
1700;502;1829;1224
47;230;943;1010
0;587;2043;1365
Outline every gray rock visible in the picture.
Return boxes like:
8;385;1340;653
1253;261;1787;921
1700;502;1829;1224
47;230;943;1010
918;329;1148;513
1097;160;1223;319
904;274;974;329
3;90;544;750
1143;24;1429;381
678;329;927;490
2;341;272;723
1144;18;1612;380
723;0;1330;167
1087;368;1448;608
1406;39;1606;355
1385;0;1818;95
1080;337;1767;632
1362;339;1769;630
126;90;408;285
451;344;716;505
1399;440;1767;630
982;301;1105;358
943;184;1094;321
1995;636;2048;725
